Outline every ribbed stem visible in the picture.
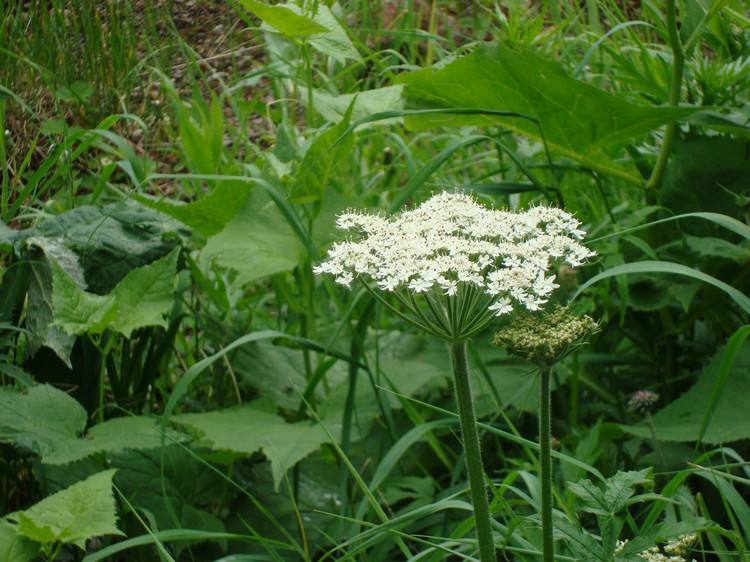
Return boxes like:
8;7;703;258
450;341;496;562
539;365;554;562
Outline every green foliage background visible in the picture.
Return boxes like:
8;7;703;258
1;0;749;560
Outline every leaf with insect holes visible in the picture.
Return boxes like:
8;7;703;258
11;470;123;549
397;43;697;183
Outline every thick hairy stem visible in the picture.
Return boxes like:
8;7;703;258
539;365;554;562
451;341;496;561
646;0;684;193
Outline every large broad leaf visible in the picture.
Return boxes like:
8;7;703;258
0;384;179;464
0;520;38;562
397;43;697;183
238;0;329;37
51;248;179;338
24;238;81;366
12;470;122;549
660;135;750;222
111;447;226;551
107;247;179;337
623;340;750;443
4;201;185;294
292;108;354;202
298;85;404;127
136;180;251;238
174;405;328;491
200;189;303;285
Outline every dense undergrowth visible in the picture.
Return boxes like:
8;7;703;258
1;0;750;560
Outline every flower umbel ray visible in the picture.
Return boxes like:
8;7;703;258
314;191;595;340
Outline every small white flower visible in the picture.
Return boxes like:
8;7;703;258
314;192;594;317
408;277;433;293
489;298;513;315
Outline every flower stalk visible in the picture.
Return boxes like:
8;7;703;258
450;340;496;561
539;363;554;562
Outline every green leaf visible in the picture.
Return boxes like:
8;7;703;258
135;181;252;238
55;81;93;104
0;384;87;460
0;384;181;464
299;85;404;126
572;260;750;315
108;247;180;337
174;405;329;490
623;338;750;443
51;261;115;335
568;469;652;516
13;470;122;548
200;189;303;284
46;416;182;465
0;520;39;562
397;43;697;183
24;238;81;365
111;447;227;551
238;0;329;37
52;248;179;338
292;107;354;202
291;3;359;63
6;201;185;294
685;235;750;262
660;136;750;221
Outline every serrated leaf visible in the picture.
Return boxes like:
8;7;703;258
0;384;182;464
568;469;652;515
0;384;87;459
238;0;329;37
52;248;179;338
200;189;303;284
0;520;39;562
397;43;697;183
293;3;359;63
50;260;115;335
13;470;122;548
174;405;329;490
22;201;184;294
108;247;179;337
623;339;750;443
44;416;181;465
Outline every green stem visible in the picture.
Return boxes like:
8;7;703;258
539;365;554;562
450;341;495;561
646;0;684;193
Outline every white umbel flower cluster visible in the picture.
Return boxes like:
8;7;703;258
314;192;595;315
